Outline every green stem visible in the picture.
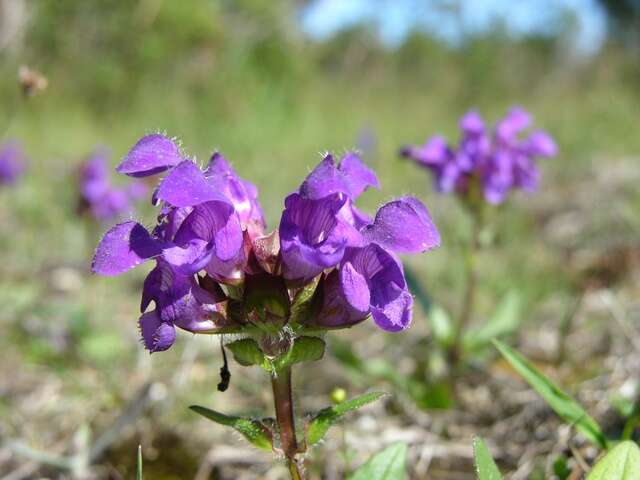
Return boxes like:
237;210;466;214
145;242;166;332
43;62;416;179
449;213;482;367
271;366;304;480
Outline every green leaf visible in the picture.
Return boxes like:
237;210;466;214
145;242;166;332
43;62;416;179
136;445;143;480
348;443;407;480
587;441;640;480
429;305;454;348
494;340;608;449
226;338;266;367
464;291;522;351
306;391;386;446
473;437;502;480
272;336;325;371
189;405;272;451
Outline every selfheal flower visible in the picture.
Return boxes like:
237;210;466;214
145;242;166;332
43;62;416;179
280;152;439;330
78;148;147;221
401;106;557;204
93;135;440;352
0;141;27;186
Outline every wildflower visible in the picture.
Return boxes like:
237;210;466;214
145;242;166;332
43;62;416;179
0;141;27;186
93;135;440;352
78;148;147;221
401;107;557;204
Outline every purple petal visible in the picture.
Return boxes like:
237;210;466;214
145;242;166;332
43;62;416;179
371;287;413;332
92;222;162;276
163;239;213;274
156;160;227;207
316;269;370;328
204;153;266;235
338;152;379;198
299;154;350;200
525;130;557;158
496;107;531;142
204;152;234;176
459;110;485;135
279;193;349;281
401;136;450;167
362;197;440;254
339;262;371;313
138;310;176;352
117;134;182;177
345;243;413;331
173;201;243;261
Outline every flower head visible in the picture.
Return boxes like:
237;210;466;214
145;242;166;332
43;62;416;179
401;107;557;204
78;148;147;221
93;136;440;352
0;141;27;186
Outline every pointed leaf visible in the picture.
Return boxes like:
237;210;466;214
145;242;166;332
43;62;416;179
348;443;407;480
306;391;386;446
473;437;502;480
272;336;325;371
494;340;608;449
464;291;522;351
136;445;143;480
587;441;640;480
189;405;272;451
227;338;266;367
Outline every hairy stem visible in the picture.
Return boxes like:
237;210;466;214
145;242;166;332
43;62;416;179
271;366;304;480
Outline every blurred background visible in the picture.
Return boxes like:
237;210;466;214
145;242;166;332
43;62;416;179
1;1;639;479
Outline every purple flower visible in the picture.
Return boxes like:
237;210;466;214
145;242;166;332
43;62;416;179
280;153;440;330
280;153;379;281
401;106;557;204
0;141;27;186
78;148;147;221
93;137;440;352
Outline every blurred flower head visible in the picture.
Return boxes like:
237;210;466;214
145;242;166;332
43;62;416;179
92;135;440;352
401;107;557;205
78;147;147;221
0;141;27;186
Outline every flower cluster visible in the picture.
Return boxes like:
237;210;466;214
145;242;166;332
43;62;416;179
92;134;440;352
401;107;557;204
0;141;27;186
78;148;147;221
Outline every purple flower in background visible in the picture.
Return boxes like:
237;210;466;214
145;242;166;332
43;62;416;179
93;135;440;352
401;107;557;204
78;148;147;221
0;141;27;186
